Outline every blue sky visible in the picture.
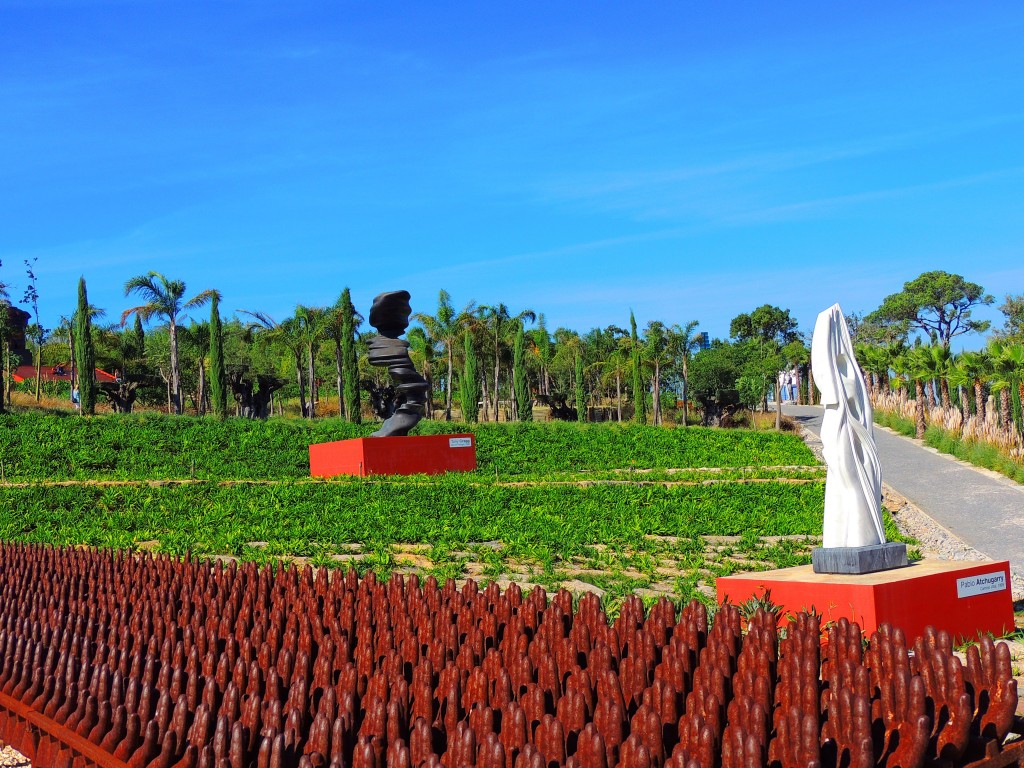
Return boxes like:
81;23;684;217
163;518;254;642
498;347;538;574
2;1;1023;348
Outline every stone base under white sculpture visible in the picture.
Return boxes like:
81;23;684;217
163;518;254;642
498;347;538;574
812;542;908;575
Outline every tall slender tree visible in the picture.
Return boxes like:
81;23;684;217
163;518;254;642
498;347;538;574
209;294;228;419
630;311;647;424
22;259;45;402
339;289;361;423
677;320;701;426
179;322;211;414
600;339;631;422
532;315;552;396
122;272;217;414
132;315;145;364
513;321;532;422
644;321;679;427
413;290;475;420
477;303;536;421
575;352;586;422
0;263;8;413
295;305;329;418
460;329;480;422
73;277;96;415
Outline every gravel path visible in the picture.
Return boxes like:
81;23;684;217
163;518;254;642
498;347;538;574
0;745;28;767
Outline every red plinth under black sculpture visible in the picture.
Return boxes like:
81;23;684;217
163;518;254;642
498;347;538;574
310;434;477;477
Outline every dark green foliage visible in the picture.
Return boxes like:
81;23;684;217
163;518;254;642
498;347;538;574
729;304;799;344
0;412;817;481
209;294;228;419
460;330;480;422
513;322;531;422
132;315;145;362
689;343;743;409
868;270;993;348
575;353;586;422
340;288;361;423
630;311;646;424
73;277;96;415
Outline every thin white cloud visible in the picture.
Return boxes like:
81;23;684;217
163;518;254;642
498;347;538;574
720;166;1024;225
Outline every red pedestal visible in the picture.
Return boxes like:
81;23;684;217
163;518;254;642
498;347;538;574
717;559;1014;642
309;434;477;477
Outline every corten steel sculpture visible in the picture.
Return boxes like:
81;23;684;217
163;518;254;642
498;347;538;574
811;303;906;573
0;542;1020;768
0;542;1019;768
367;290;429;437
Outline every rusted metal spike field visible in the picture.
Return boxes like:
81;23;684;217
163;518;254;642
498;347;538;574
0;543;1019;768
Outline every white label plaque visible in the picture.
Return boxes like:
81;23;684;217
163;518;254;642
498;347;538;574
448;437;472;448
956;571;1007;598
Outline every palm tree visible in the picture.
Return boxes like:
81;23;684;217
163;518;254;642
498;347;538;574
413;290;475;420
904;347;936;439
122;272;218;415
530;315;553;396
929;345;954;409
629;312;647;424
676;320;701;425
240;310;308;418
294;305;330;418
950;350;991;421
643;321;678;427
178;322;211;415
408;326;435;417
987;339;1024;430
855;343;893;395
477;303;536;421
599;337;632;422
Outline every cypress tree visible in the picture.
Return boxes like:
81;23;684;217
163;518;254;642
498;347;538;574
630;311;647;424
575;353;586;422
132;314;145;365
74;277;96;415
513;321;532;422
460;330;480;423
340;288;361;423
209;294;228;419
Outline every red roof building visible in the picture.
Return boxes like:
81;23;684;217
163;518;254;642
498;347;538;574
12;366;117;384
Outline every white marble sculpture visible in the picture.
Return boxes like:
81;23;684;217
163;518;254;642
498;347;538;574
811;303;885;548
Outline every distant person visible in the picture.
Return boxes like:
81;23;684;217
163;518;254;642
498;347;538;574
71;387;80;407
778;370;789;402
114;368;122;383
788;368;799;404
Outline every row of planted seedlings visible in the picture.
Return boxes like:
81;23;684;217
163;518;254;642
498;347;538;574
0;542;1018;768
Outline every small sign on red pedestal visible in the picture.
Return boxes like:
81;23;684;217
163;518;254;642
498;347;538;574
717;559;1014;642
309;434;477;478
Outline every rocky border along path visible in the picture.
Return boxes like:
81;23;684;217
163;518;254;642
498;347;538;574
0;745;28;767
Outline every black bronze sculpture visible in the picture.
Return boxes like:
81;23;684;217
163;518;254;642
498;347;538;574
367;290;429;437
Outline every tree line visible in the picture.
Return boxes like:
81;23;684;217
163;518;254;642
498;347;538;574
1;265;1021;441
